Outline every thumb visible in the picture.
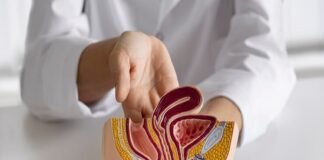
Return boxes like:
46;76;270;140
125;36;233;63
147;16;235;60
110;43;131;102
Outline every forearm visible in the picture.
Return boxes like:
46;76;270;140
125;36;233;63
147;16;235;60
200;97;243;131
77;38;118;104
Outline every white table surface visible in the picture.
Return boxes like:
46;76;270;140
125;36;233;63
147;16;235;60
1;78;324;160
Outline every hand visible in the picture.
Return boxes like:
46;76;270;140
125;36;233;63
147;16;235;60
110;31;179;123
200;97;243;131
77;31;179;123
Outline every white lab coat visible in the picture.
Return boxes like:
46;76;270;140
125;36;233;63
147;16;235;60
21;0;296;145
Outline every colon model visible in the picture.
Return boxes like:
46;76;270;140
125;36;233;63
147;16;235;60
103;87;239;160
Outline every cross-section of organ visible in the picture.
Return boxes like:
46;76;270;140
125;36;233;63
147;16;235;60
103;86;239;160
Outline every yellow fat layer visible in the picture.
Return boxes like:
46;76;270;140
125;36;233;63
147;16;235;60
187;121;235;160
111;118;133;160
111;119;235;160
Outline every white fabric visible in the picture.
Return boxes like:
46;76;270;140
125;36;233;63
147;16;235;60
21;0;296;145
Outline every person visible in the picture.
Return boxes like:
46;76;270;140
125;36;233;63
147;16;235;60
21;0;296;148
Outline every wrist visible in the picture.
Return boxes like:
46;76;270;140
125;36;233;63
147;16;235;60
200;96;243;131
77;38;118;104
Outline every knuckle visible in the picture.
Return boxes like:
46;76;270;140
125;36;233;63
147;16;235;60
121;31;134;37
150;36;168;54
121;31;144;39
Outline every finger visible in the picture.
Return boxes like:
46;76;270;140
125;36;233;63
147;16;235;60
111;44;131;102
122;90;144;122
116;67;130;102
123;107;143;124
149;88;160;108
142;93;155;118
142;105;153;118
153;42;179;96
156;61;179;96
159;73;179;96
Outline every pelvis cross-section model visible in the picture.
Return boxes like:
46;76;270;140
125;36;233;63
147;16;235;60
103;86;239;160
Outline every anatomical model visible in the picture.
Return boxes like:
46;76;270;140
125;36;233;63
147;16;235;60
103;86;239;160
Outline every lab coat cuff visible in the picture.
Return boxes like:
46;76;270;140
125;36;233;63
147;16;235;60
42;36;117;119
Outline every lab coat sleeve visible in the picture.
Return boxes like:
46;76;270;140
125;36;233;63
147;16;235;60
197;0;296;145
21;0;119;120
